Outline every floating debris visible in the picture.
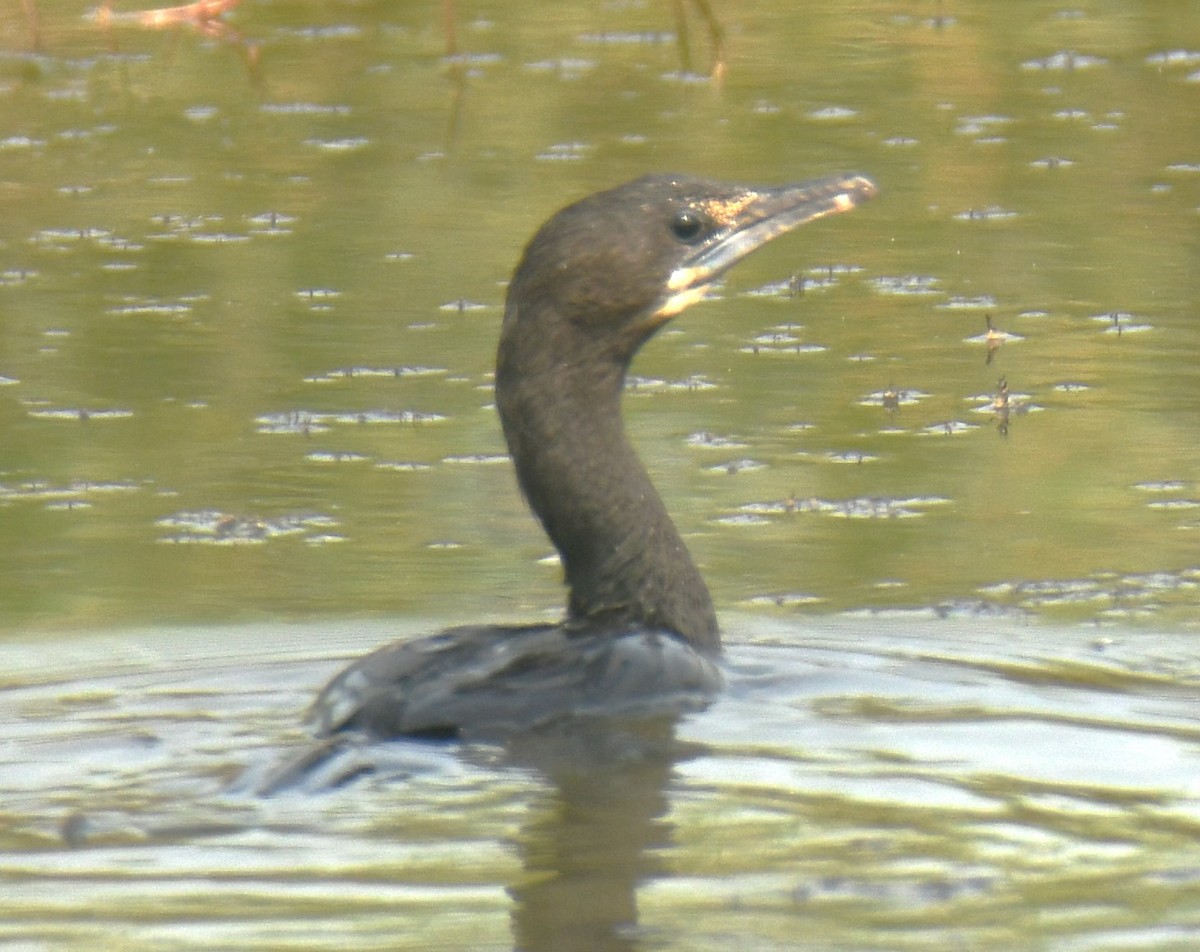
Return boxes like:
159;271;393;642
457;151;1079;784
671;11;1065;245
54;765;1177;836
183;105;218;123
1029;156;1076;170
1022;51;1109;71
303;366;447;384
870;275;941;296
1133;480;1200;518
976;567;1200;620
860;387;930;408
844;600;1031;622
808;106;858;121
305;137;371;153
1091;311;1153;335
188;231;251;245
30;226;115;248
953;206;1018;222
294;288;342;309
438;299;490;313
823;450;879;465
955;114;1012;139
967;378;1022;411
939;296;997;311
965;314;1023;364
106;299;194;317
806;263;863;278
706;458;765;475
686;431;748;450
305;450;371;464
1133;480;1189;494
742;592;825;608
626;374;717;393
1145;50;1200;69
822;496;950;519
26;407;134;422
785;272;839;294
523;58;598;79
441;50;504;70
744;278;802;298
148;212;225;237
734;494;951;520
919;420;979;436
740;327;826;356
255;408;444;434
254;411;329;435
713;512;771;526
976;579;1104;605
0;135;46;151
157;510;339;545
306;533;347;545
342;409;442;426
288;24;364;40
668;375;717;391
536;142;594;162
44;499;92;511
0;269;37;286
374;460;434;473
577;31;674;46
58;124;119;143
968;377;1039;436
442;453;509;465
0;479;141;506
261;102;353;116
728;499;797;517
686;429;739;448
246;211;296;235
747;330;799;345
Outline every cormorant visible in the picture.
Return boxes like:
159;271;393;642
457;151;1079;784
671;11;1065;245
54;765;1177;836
307;172;876;742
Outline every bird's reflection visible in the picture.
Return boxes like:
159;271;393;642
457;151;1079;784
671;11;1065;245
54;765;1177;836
498;716;698;952
252;710;703;951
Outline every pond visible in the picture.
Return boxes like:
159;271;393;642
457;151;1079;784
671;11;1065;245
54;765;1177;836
1;1;1198;949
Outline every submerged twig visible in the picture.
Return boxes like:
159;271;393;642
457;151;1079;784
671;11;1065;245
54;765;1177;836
91;0;259;74
93;0;242;33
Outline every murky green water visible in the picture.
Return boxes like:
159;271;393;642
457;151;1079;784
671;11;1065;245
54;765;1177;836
1;1;1198;949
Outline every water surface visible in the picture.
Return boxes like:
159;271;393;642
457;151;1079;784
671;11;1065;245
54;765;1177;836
1;1;1198;948
2;616;1198;950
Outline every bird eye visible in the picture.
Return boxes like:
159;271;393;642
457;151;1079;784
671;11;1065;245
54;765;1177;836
669;210;706;244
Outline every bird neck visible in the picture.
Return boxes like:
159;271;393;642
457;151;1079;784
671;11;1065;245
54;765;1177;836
495;306;719;655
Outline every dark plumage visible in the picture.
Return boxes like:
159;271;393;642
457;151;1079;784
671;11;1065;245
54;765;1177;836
308;172;876;742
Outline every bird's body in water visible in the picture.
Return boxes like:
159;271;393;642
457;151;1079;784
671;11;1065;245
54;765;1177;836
306;172;876;746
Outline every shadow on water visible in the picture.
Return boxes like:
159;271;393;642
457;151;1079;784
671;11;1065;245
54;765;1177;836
2;617;1198;950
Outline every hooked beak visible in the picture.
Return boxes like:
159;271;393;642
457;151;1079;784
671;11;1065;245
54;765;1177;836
654;173;877;319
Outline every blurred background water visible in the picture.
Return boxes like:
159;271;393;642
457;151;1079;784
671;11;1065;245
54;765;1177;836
0;1;1198;949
